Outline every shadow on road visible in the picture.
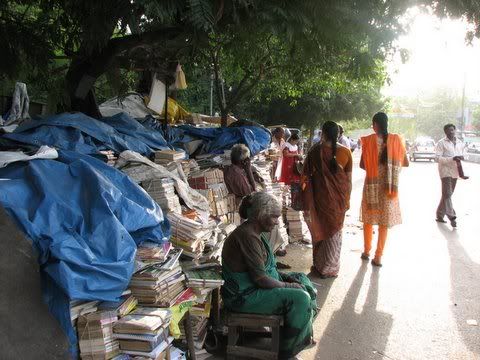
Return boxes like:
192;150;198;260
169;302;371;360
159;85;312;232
438;224;480;356
314;262;393;360
308;271;335;311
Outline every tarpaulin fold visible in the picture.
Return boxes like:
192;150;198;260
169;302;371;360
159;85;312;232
3;112;165;156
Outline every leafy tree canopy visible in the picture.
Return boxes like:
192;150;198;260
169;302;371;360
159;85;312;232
2;0;480;122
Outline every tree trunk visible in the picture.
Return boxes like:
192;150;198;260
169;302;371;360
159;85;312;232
221;110;228;127
63;27;184;118
64;50;116;119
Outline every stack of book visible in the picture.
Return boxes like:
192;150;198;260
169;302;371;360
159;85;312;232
188;169;224;190
178;314;208;354
167;212;214;259
99;150;117;166
130;249;187;307
98;294;138;318
77;311;119;360
286;208;311;243
184;267;224;296
154;150;185;165
178;295;211;354
141;178;182;214
113;307;173;359
136;242;172;267
197;183;230;217
70;300;100;324
199;222;235;263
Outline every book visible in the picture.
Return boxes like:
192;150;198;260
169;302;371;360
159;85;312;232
98;295;138;318
120;336;173;359
113;314;164;335
118;327;169;352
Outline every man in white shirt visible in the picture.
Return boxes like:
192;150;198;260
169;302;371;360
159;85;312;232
338;125;351;149
435;123;467;227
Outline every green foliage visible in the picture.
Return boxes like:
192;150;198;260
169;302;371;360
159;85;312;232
390;90;462;141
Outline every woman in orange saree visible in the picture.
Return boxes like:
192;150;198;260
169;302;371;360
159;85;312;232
303;121;352;278
360;112;409;267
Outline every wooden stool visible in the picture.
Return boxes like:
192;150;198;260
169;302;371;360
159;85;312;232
226;312;284;360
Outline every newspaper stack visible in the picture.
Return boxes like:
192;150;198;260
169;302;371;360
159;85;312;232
77;311;119;360
113;307;173;359
142;178;182;214
99;150;117;166
286;208;311;243
167;213;214;259
129;249;187;307
153;150;185;165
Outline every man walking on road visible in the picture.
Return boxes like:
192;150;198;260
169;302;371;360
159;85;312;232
435;123;467;228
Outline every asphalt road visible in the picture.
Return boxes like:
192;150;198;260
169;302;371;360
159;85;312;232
287;158;480;360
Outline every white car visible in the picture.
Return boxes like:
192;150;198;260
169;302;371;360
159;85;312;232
409;137;436;162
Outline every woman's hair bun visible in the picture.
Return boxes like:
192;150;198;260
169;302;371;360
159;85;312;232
239;194;253;219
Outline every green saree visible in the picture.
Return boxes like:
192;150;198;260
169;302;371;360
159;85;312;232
222;233;318;358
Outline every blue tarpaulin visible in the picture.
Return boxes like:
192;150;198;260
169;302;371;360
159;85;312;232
2;112;271;158
167;125;271;156
0;151;170;357
3;112;161;156
99;113;169;151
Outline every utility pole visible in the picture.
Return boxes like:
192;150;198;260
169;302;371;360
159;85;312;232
460;72;466;134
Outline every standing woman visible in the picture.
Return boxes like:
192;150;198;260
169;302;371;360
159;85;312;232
279;134;303;209
279;133;302;185
302;121;353;278
360;112;409;266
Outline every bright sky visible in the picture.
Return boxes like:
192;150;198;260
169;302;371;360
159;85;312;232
383;7;480;101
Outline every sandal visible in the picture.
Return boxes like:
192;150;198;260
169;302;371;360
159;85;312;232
361;253;370;260
371;259;382;267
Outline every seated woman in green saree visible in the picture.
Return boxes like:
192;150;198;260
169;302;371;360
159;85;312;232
221;192;318;359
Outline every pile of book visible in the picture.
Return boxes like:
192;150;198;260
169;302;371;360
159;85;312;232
77;310;119;360
99;150;117;166
130;248;187;307
178;295;212;355
70;300;100;324
137;241;171;263
113;307;173;359
178;314;208;356
184;267;224;297
98;293;138;318
167;212;214;260
142;178;182;214
197;183;230;217
153;150;185;165
200;222;236;263
188;168;224;190
286;208;311;243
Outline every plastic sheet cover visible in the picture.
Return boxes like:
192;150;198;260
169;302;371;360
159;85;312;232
0;151;170;356
3;112;157;156
168;125;271;155
98;112;169;151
